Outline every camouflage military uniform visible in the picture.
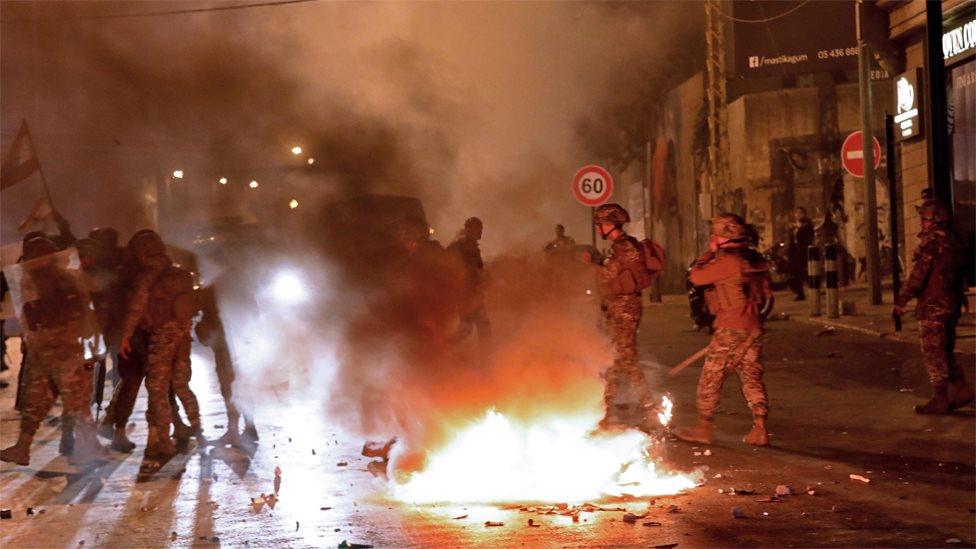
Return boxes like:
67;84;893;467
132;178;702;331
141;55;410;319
19;330;93;437
120;256;200;455
689;246;770;419
677;214;772;446
697;327;767;418
145;321;196;432
598;234;653;414
896;226;964;386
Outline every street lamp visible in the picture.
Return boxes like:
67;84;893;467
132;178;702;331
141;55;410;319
289;199;299;209
307;158;315;165
249;180;259;189
218;177;228;185
172;169;184;179
291;146;303;155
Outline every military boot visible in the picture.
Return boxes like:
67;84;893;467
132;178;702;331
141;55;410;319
171;419;193;441
242;420;259;442
59;422;75;456
915;385;951;415
742;415;769;446
144;426;176;460
97;418;116;440
948;378;975;410
675;416;714;444
111;427;136;453
1;433;34;466
69;423;108;465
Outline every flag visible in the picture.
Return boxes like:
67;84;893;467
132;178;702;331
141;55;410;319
17;197;53;232
1;121;40;190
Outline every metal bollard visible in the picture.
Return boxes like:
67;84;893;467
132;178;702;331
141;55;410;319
807;245;822;317
825;243;840;318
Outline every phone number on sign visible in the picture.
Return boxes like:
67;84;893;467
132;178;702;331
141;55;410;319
817;47;858;60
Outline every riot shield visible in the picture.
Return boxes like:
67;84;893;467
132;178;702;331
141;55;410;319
2;248;105;361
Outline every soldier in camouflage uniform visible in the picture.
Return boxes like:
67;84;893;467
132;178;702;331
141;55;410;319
590;204;655;431
119;237;201;459
894;199;974;414
196;281;257;447
1;237;107;466
676;214;772;446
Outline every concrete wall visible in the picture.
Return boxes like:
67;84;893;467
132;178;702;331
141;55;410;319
728;82;893;258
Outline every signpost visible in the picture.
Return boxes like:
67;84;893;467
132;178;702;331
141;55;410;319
572;165;614;249
840;130;882;178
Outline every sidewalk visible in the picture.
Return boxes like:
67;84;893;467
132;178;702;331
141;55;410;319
772;281;976;349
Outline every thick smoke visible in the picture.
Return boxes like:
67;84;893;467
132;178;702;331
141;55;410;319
1;1;699;477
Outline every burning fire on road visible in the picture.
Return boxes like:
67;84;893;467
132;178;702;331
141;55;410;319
390;396;697;504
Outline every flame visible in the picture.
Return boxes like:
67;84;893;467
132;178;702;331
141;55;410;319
390;398;695;504
658;395;674;426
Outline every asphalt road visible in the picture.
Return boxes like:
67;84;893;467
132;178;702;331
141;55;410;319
0;294;973;548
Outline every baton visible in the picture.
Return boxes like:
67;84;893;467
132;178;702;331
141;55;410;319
668;345;710;376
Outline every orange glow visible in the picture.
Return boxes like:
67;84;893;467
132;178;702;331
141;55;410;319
390;397;695;504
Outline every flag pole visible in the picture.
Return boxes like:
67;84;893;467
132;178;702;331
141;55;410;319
23;121;57;211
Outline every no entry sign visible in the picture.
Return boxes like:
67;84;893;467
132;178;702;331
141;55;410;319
572;165;613;207
840;131;882;178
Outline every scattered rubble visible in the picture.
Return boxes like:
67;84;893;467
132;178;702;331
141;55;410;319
0;509;11;520
945;538;963;544
274;466;282;494
643;521;662;527
731;507;745;518
775;485;794;497
849;474;871;484
816;326;836;336
337;462;349;467
653;544;678;549
484;521;504;527
362;439;397;460
622;512;648;523
527;519;540;527
337;542;373;549
703;449;712;456
452;515;468;520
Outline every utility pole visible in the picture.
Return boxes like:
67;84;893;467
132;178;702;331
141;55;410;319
856;0;882;305
704;0;730;222
923;1;951;205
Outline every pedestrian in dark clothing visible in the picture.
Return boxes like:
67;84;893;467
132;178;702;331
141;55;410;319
787;207;814;301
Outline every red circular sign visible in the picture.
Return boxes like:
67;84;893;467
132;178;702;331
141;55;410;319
840;131;882;178
572;165;614;207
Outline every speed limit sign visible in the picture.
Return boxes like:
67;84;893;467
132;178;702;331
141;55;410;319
572;165;614;207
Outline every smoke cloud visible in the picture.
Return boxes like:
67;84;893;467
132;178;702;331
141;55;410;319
1;1;700;477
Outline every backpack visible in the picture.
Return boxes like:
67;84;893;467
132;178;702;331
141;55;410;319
616;238;666;293
639;239;666;279
147;266;200;326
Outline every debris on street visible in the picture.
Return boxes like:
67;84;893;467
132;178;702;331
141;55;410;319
484;521;504;527
849;474;871;484
731;507;745;518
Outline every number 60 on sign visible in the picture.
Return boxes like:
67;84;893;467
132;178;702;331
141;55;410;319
571;165;614;207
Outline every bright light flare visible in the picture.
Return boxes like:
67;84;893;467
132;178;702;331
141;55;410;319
172;169;184;179
307;158;315;165
218;177;228;185
391;401;695;504
291;146;303;155
658;395;674;426
249;180;259;189
269;270;308;305
289;199;299;209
